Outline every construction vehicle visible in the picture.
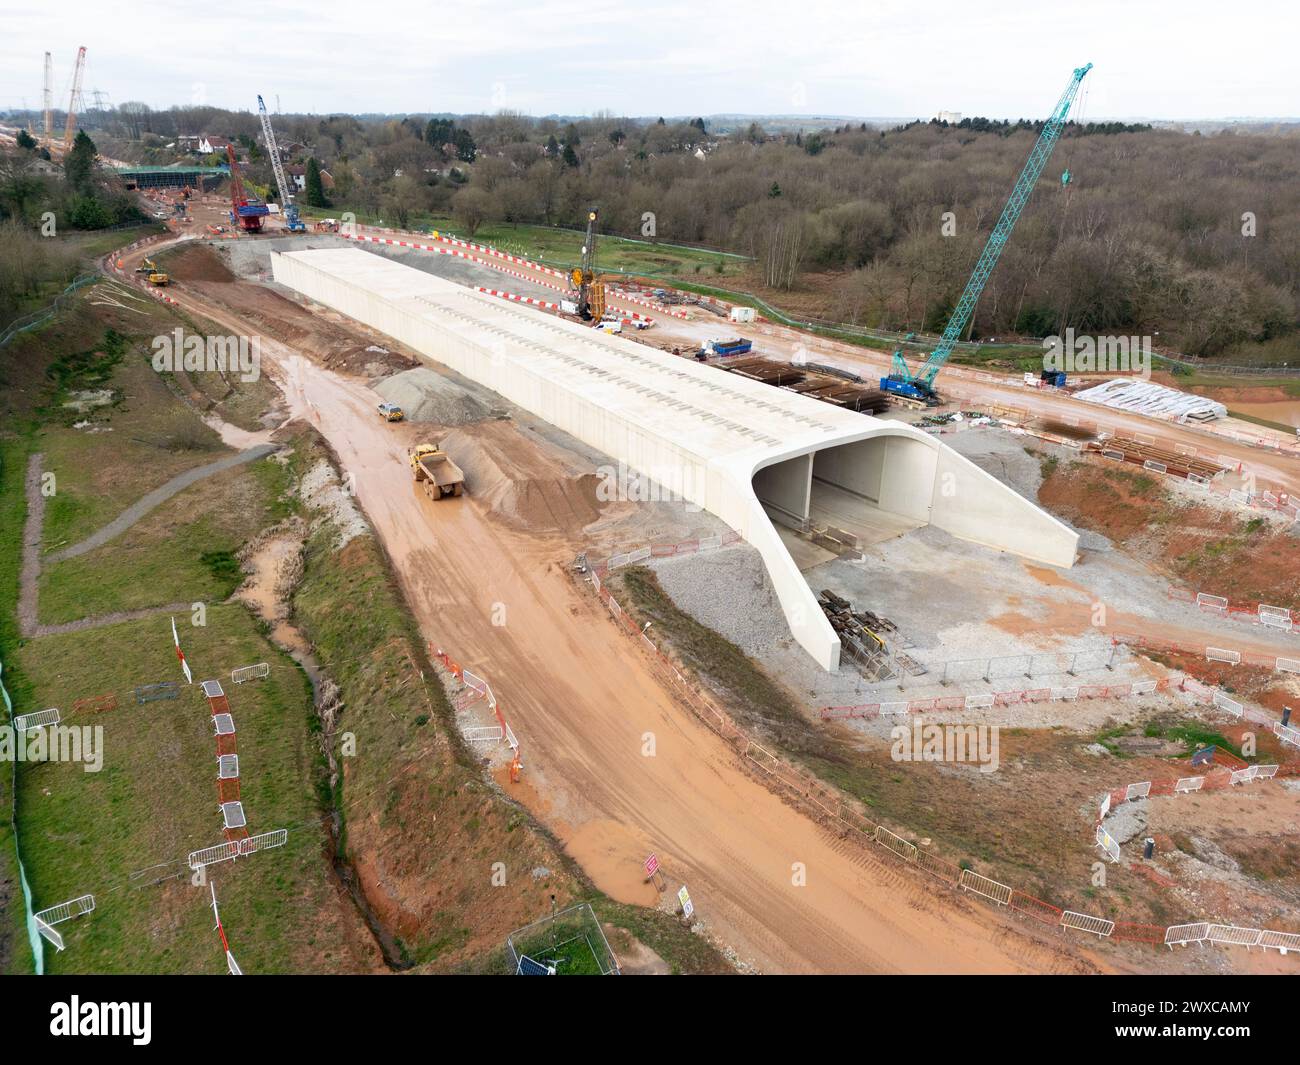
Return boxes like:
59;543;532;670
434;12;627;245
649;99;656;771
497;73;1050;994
377;402;404;422
225;144;270;233
134;257;169;285
409;443;464;499
881;63;1092;406
256;94;306;233
700;337;752;358
568;209;606;322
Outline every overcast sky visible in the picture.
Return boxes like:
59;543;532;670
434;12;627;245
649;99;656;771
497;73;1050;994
2;0;1294;121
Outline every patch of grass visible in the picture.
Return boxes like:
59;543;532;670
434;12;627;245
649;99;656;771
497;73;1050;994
11;605;345;974
200;549;241;586
38;460;282;625
592;898;732;975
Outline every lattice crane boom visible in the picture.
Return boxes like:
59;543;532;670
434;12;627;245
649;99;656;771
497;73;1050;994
256;94;305;232
62;46;87;152
883;62;1092;403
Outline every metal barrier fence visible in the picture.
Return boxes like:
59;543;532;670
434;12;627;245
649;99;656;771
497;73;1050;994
134;682;180;704
231;662;270;684
821;676;1168;720
187;827;289;870
0;274;100;349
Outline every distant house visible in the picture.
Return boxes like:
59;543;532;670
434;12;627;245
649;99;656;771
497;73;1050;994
287;164;307;191
198;135;234;155
319;170;335;191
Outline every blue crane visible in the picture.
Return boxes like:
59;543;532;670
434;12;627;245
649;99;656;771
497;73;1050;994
257;94;306;233
881;63;1092;405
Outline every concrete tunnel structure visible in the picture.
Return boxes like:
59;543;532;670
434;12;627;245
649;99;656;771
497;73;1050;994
271;247;1079;670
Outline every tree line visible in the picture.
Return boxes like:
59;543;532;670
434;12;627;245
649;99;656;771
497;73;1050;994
34;100;1300;358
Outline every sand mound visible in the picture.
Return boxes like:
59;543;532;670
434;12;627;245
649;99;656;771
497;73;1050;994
442;423;605;535
373;368;491;425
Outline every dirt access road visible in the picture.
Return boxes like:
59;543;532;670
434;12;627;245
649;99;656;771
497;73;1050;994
132;248;1109;973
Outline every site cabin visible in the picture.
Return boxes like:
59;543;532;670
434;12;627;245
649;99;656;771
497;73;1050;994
409;444;465;499
377;402;405;422
729;306;757;324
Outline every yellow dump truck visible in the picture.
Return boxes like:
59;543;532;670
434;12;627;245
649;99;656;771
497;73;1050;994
409;443;464;499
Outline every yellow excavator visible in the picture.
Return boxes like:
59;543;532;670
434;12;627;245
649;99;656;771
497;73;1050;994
135;256;170;286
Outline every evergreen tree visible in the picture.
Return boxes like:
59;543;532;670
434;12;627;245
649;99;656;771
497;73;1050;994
304;157;329;207
64;130;97;194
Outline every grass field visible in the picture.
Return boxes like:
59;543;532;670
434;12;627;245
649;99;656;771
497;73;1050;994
38;458;290;626
296;205;748;280
11;606;359;974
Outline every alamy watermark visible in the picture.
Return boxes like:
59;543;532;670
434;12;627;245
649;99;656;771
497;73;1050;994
595;460;703;512
1043;328;1151;379
891;722;1000;773
151;328;261;383
0;725;103;772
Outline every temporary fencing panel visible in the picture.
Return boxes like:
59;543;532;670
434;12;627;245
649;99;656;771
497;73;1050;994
1212;691;1243;716
14;708;60;732
1010;891;1062;925
1174;776;1204;793
875;827;918;863
35;917;64;951
1206;925;1262;948
34;895;95;926
1259;930;1300;954
959;869;1012;905
1061;911;1115;937
1096;826;1121;863
1170;920;1206;946
231;663;270;684
916;849;961;884
1206;647;1241;664
134;682;180;704
1125;782;1151;801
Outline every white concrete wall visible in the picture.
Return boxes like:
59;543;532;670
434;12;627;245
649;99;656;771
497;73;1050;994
929;445;1078;567
754;454;812;523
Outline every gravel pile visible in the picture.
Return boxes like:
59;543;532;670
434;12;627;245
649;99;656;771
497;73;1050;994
650;545;792;658
373;368;492;425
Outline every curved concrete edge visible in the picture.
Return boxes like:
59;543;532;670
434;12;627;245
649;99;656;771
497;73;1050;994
723;424;1080;671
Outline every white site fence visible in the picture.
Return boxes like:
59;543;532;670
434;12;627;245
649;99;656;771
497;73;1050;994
187;828;289;869
13;707;60;732
231;662;270;684
1166;923;1300;955
33;894;96;951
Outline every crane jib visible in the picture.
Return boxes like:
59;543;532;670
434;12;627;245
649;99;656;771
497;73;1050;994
897;63;1092;392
